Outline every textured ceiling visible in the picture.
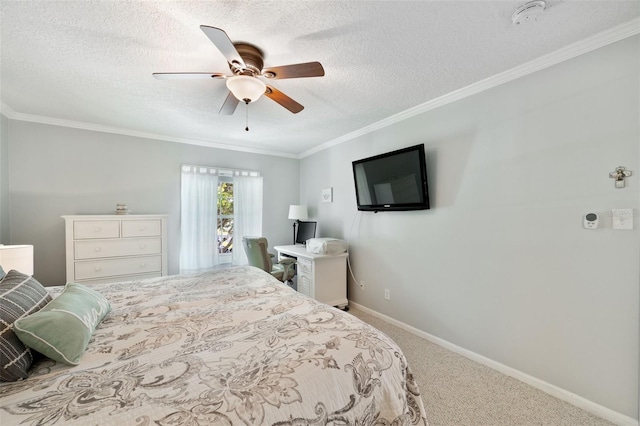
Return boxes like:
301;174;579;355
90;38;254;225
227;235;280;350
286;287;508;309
1;1;638;157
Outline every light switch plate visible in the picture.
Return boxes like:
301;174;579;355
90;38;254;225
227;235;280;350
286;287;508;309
612;209;633;230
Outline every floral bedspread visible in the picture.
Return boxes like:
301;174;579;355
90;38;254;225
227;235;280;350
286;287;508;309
1;266;427;425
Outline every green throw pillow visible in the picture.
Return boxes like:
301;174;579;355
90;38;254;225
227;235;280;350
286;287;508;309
13;282;110;365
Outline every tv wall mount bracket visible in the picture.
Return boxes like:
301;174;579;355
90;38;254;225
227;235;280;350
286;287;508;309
609;166;632;188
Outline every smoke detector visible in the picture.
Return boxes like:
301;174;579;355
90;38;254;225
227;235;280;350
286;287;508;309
512;0;546;25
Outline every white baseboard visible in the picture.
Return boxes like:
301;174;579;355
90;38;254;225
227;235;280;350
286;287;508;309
349;301;638;426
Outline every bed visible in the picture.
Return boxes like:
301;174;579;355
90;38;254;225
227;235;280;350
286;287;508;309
1;266;427;425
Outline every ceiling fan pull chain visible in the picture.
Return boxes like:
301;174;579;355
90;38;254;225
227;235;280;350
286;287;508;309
245;100;249;131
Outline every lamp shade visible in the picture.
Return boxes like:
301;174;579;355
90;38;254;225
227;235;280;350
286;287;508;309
288;205;308;220
226;75;266;103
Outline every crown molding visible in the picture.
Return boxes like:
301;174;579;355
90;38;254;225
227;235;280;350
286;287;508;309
300;17;640;159
0;102;17;119
1;104;298;159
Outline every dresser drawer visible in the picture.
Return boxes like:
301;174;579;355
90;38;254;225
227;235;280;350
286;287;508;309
77;273;162;285
122;220;161;237
74;220;120;239
75;255;162;280
74;237;162;260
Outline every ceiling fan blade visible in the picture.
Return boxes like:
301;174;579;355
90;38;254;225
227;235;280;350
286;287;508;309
153;72;226;80
219;91;240;115
200;25;246;69
262;61;324;79
264;85;304;114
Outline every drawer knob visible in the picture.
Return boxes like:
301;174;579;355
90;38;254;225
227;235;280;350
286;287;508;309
94;247;102;252
139;226;145;231
94;227;101;232
94;266;102;272
139;244;146;249
140;263;146;268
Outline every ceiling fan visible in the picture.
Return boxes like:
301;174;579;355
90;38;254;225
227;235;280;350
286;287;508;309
153;25;325;116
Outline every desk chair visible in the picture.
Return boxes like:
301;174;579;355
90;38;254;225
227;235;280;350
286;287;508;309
242;237;296;283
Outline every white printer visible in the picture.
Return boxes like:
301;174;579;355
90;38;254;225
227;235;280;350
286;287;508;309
305;238;347;255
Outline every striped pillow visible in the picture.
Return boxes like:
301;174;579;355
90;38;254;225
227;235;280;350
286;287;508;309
0;270;52;381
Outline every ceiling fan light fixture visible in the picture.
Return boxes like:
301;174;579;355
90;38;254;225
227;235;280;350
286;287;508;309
226;75;266;103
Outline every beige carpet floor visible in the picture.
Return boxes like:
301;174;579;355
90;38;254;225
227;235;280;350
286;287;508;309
348;307;615;426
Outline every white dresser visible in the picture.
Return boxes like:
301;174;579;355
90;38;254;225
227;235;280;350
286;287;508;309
273;245;348;309
62;214;168;284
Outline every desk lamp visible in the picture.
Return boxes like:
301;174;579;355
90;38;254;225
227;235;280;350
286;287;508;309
288;205;308;244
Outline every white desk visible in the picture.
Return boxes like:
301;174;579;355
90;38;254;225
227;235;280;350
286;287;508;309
274;245;348;309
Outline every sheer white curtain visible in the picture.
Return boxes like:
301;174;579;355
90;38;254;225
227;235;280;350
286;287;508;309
180;166;219;271
232;175;263;265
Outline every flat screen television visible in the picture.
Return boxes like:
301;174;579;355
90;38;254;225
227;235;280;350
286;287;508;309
352;144;430;212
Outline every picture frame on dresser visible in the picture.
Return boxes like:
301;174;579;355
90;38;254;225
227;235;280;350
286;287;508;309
62;215;168;284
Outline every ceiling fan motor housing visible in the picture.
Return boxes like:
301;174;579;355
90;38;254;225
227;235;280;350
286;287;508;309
232;43;265;76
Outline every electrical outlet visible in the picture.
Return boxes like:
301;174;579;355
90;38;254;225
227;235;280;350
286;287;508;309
359;280;365;290
384;289;390;300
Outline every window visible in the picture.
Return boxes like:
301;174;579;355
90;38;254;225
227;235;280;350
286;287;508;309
217;179;234;263
180;165;262;272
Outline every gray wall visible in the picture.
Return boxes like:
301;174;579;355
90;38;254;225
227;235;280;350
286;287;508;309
300;36;639;419
0;113;8;243
7;123;299;286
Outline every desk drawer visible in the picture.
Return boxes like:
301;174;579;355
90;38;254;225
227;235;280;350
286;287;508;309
297;258;313;274
75;238;162;260
75;255;162;280
74;221;120;239
122;220;161;237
